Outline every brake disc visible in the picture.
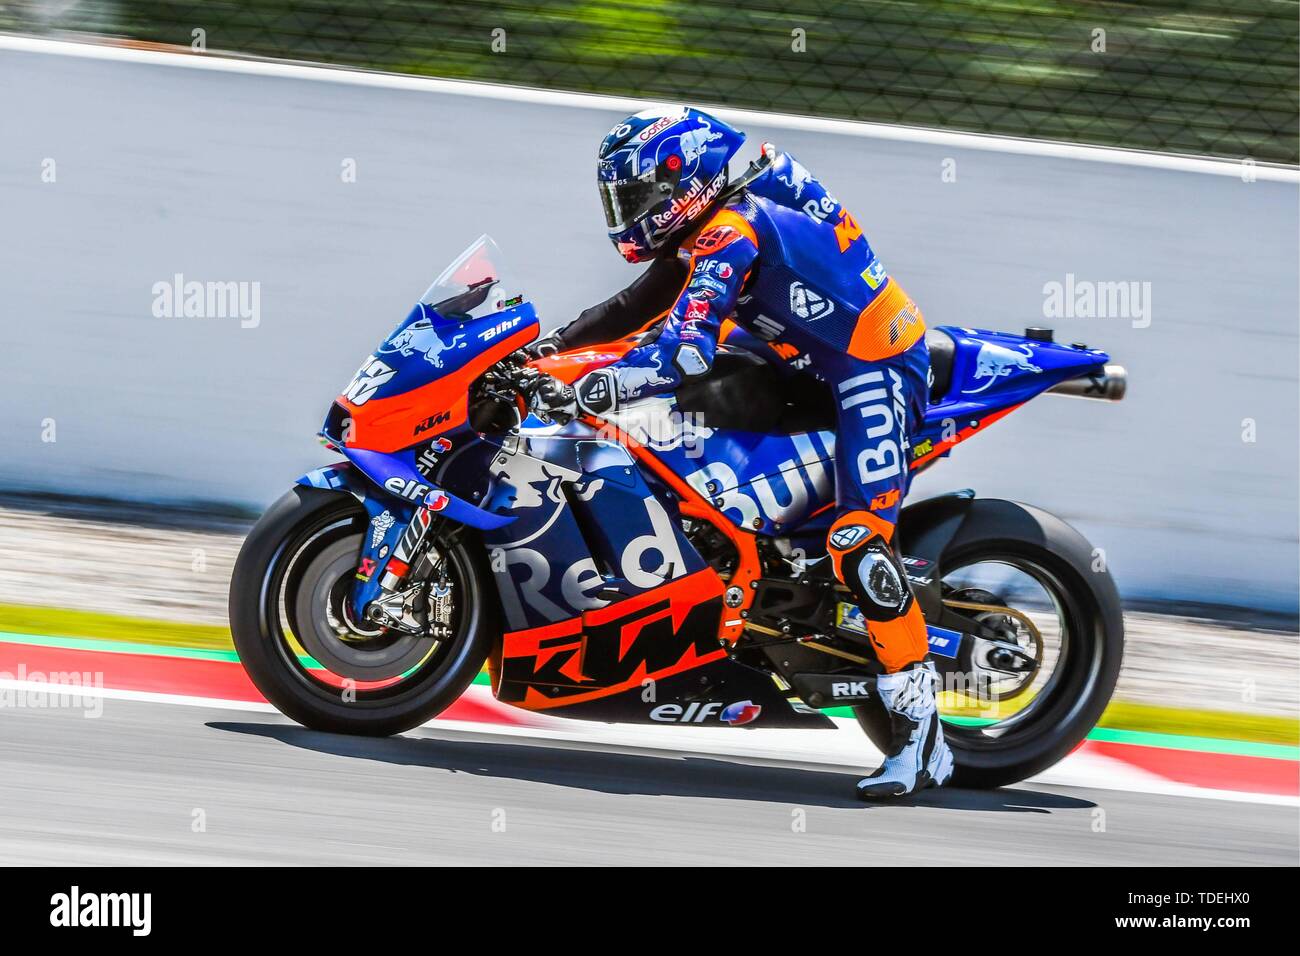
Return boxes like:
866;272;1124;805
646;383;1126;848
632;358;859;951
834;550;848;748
293;535;439;682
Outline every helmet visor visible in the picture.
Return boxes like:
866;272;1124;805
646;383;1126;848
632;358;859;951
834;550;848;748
598;177;668;232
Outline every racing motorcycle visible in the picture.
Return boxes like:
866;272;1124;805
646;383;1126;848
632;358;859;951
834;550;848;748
230;236;1126;788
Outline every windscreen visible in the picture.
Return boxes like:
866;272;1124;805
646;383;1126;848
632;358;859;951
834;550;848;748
419;235;526;322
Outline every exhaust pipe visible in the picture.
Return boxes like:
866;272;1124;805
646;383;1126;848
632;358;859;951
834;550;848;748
1047;364;1127;402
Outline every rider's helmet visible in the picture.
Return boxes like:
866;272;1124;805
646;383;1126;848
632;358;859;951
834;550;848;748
597;106;745;263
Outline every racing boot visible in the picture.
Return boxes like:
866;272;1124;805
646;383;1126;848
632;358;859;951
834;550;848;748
856;660;953;800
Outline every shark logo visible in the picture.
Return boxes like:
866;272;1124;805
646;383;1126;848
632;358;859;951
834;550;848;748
382;317;466;369
963;343;1042;394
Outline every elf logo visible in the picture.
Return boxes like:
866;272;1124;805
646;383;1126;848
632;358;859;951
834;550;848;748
416;437;454;476
650;700;762;725
720;700;762;725
384;476;431;500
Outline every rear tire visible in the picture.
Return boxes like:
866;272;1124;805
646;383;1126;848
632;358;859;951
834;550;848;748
229;486;497;736
856;499;1123;789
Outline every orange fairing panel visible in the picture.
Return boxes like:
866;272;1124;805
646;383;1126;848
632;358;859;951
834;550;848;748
336;321;535;453
531;334;642;385
499;568;727;710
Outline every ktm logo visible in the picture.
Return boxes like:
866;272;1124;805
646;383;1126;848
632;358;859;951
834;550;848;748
869;488;901;511
413;410;451;435
498;574;724;704
834;208;863;252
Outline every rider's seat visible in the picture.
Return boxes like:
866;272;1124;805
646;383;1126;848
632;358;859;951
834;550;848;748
925;328;955;403
676;329;957;432
675;348;835;433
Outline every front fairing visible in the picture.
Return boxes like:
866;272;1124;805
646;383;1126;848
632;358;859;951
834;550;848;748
326;236;539;454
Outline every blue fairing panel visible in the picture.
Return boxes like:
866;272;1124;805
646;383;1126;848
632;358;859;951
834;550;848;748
926;327;1110;425
297;456;514;613
296;454;514;531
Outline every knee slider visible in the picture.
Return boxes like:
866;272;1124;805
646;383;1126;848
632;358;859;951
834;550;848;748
839;538;913;621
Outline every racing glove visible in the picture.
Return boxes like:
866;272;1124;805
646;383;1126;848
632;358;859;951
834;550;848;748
528;374;577;423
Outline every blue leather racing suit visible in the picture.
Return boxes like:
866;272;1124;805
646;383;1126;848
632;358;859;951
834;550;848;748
568;150;932;673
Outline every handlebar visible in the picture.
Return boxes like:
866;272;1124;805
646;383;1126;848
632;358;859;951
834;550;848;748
477;351;542;399
469;352;576;430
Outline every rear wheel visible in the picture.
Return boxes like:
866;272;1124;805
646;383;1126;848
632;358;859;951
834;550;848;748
855;501;1123;789
229;486;497;736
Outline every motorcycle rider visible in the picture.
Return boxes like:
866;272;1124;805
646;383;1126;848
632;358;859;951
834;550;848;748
531;107;952;800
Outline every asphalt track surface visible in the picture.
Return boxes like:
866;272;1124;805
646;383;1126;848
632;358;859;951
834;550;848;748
2;698;1294;866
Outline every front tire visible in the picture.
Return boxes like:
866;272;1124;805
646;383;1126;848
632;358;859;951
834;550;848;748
229;486;497;736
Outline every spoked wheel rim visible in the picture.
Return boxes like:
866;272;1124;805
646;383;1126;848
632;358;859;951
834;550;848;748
935;551;1098;751
263;506;472;706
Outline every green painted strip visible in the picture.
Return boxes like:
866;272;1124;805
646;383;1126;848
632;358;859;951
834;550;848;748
0;630;323;670
827;705;1299;759
1085;725;1298;761
1;629;239;662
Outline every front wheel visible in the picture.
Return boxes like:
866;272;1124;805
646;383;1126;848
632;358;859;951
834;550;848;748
857;500;1124;789
229;486;497;736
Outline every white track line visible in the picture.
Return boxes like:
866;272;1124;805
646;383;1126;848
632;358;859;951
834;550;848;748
2;33;1296;183
3;677;1294;807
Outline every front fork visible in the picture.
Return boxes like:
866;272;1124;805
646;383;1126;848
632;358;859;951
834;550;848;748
361;498;454;636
